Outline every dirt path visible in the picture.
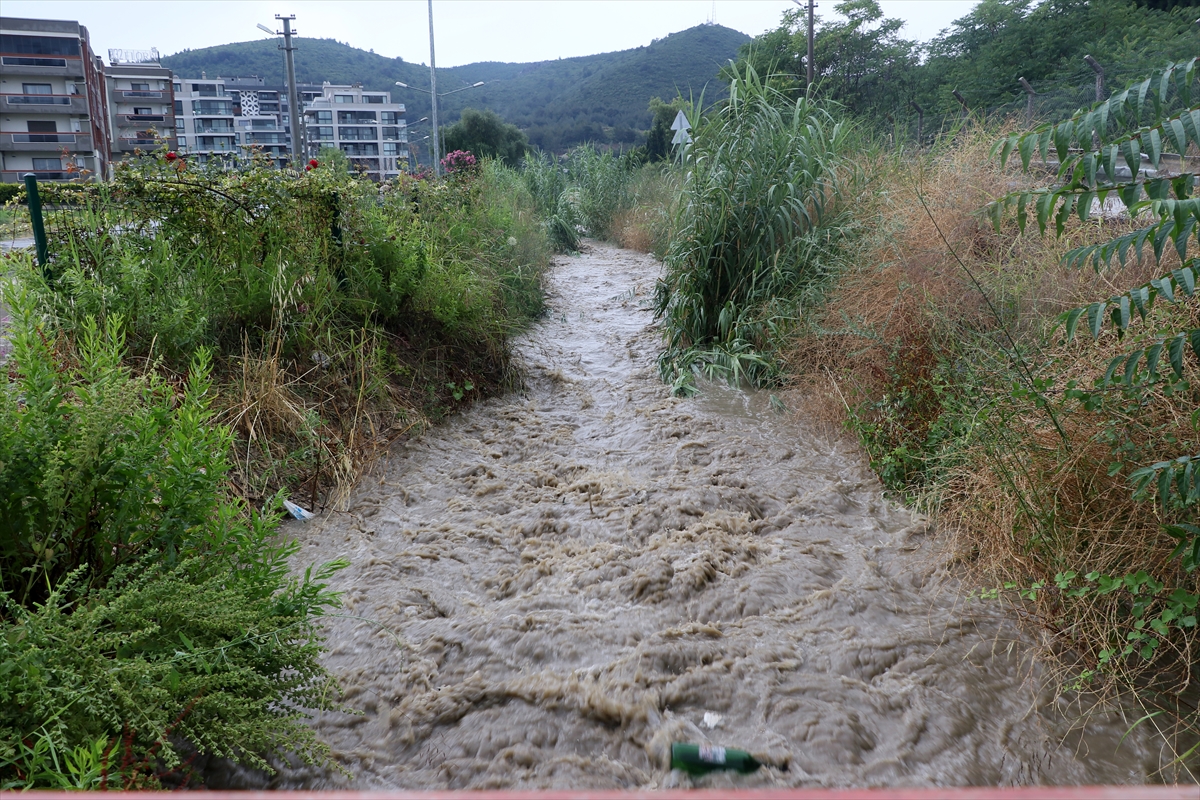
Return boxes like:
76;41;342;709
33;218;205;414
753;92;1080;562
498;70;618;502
281;242;1166;790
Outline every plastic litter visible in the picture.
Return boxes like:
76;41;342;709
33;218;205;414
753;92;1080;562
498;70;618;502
701;712;723;729
283;499;316;521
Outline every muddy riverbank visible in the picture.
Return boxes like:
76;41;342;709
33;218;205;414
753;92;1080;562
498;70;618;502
279;242;1174;789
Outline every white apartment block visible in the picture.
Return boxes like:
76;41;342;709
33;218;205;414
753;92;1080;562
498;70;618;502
172;75;236;164
304;83;407;181
105;51;176;166
0;16;110;182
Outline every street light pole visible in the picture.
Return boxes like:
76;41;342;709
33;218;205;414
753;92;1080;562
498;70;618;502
427;0;441;176
278;15;303;165
259;17;303;165
395;83;484;174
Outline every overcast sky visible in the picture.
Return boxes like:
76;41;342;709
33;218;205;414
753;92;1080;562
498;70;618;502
2;1;979;68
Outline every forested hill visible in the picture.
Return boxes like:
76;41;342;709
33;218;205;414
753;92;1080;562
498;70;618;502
161;24;749;151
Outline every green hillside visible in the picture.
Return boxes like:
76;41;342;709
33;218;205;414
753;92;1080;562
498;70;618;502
161;24;748;151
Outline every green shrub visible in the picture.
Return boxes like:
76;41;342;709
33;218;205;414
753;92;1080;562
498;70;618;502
0;284;346;788
0;183;24;204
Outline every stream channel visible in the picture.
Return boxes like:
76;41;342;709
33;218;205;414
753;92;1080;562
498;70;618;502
283;242;1176;790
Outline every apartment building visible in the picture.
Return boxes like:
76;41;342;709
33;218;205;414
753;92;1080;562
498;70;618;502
0;16;110;182
172;74;236;164
225;75;289;165
303;83;406;181
105;49;175;165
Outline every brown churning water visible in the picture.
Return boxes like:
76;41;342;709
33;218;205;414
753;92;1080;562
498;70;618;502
281;242;1174;790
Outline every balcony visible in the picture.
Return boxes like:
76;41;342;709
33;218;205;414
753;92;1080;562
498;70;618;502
4;93;88;114
195;125;235;134
7;133;76;143
122;90;163;98
0;56;83;77
0;132;93;151
117;136;175;152
1;170;71;182
124;113;166;122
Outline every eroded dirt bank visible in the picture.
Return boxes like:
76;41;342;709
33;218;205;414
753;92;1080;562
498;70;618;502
282;242;1170;789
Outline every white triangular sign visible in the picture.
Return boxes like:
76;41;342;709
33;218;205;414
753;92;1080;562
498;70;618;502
670;110;691;132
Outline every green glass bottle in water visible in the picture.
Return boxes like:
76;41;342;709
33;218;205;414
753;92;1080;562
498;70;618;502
671;742;761;775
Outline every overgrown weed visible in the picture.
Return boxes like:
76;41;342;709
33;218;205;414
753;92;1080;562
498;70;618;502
784;108;1200;769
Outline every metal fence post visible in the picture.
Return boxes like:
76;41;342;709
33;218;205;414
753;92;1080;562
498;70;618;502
1019;77;1036;124
23;174;49;275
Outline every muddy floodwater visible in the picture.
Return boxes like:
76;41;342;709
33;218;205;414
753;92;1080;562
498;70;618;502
283;242;1175;790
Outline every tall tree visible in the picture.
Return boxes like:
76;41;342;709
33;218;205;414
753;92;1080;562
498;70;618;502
440;108;529;167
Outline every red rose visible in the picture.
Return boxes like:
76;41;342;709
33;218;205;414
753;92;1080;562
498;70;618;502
308;159;319;168
166;151;177;161
305;165;312;171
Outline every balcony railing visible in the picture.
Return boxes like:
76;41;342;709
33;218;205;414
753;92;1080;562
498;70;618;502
5;94;71;105
195;126;235;134
122;90;163;98
124;114;166;122
2;56;70;67
9;133;76;143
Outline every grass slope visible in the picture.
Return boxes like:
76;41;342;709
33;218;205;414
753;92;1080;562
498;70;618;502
160;24;748;151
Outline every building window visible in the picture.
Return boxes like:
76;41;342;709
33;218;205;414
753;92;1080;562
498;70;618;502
0;34;81;57
192;100;233;115
33;157;63;170
27;121;57;132
380;111;400;125
315;111;333;124
174;100;183;115
176;119;186;132
338;126;377;140
22;83;53;95
173;82;182;92
383;142;398;156
131;82;150;91
311;126;333;140
335;94;354;103
364;95;384;104
337;110;376;124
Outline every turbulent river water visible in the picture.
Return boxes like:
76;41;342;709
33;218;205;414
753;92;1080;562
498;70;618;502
281;242;1174;790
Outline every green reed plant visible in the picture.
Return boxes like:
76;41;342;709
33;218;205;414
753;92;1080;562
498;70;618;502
521;150;580;252
566;144;633;241
653;63;855;394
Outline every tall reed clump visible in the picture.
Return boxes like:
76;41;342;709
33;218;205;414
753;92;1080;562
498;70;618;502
23;149;549;505
654;63;855;394
520;150;580;253
787;60;1200;764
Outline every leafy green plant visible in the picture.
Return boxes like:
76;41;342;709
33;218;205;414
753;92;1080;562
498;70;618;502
654;63;854;393
0;287;347;788
990;57;1199;567
985;59;1199;698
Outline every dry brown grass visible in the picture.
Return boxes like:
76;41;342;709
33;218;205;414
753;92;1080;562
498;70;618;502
783;124;1200;754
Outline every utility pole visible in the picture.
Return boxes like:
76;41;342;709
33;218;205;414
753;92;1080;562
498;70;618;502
277;15;303;165
427;0;441;177
807;0;815;88
787;0;816;88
